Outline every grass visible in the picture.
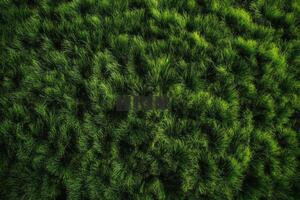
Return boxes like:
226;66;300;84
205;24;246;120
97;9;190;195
0;0;299;199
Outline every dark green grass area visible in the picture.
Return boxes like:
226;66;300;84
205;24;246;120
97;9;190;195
0;0;300;199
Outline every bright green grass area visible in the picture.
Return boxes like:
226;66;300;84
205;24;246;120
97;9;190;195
0;0;299;199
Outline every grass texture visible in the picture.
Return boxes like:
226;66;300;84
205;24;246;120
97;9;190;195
0;0;300;199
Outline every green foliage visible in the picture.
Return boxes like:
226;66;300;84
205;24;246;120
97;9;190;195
0;0;299;199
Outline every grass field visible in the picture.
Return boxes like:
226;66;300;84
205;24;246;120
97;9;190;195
0;0;299;199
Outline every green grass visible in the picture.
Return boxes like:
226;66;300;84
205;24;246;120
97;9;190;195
0;0;299;199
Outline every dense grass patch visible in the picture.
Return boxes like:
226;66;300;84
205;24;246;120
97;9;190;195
0;0;299;199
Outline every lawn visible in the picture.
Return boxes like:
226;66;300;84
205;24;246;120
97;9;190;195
0;0;299;199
